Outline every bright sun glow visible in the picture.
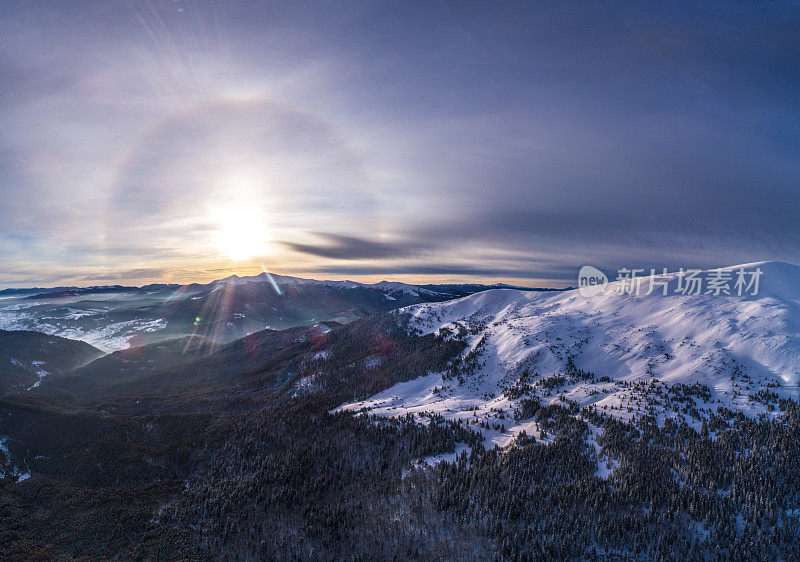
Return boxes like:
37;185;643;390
212;203;267;261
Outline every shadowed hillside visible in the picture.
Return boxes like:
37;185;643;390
0;331;103;396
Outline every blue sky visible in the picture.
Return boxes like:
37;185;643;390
1;1;798;287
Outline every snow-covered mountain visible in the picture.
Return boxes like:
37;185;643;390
208;272;442;297
0;274;539;351
340;261;800;448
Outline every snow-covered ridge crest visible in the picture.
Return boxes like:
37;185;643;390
218;272;438;296
341;261;800;448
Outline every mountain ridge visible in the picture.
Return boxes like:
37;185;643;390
3;272;540;298
339;261;800;448
0;273;552;352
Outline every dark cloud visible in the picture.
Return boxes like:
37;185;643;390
282;233;422;260
308;263;576;282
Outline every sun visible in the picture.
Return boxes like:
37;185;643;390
212;203;267;261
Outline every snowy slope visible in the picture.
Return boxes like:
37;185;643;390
339;262;800;448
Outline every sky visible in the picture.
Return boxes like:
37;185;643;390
1;0;799;288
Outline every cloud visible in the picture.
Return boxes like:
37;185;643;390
307;262;577;281
282;233;422;260
0;57;73;111
0;1;799;286
80;268;168;282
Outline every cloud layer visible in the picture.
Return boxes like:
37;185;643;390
1;1;798;287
